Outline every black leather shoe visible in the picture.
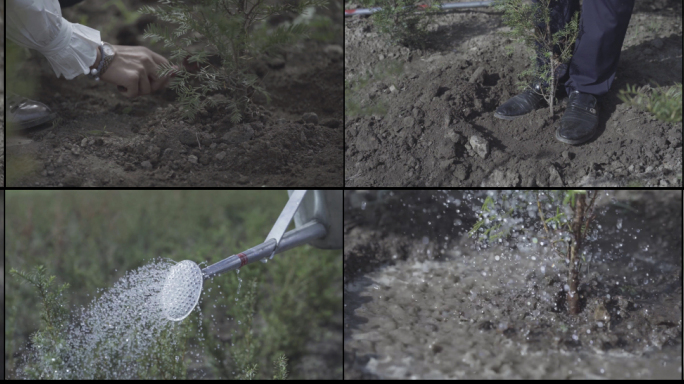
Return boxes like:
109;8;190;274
494;81;548;120
555;90;599;145
7;93;57;130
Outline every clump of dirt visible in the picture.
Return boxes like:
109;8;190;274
7;0;343;187
344;191;682;379
345;0;682;186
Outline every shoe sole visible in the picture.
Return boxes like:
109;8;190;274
9;113;57;131
494;111;527;120
555;128;595;145
494;92;567;121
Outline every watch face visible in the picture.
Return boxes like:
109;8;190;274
103;44;115;56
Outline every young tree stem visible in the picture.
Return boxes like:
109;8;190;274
567;193;586;315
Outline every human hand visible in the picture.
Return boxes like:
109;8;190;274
99;45;179;98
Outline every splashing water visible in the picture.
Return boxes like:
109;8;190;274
19;259;194;379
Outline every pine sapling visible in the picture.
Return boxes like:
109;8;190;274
140;0;328;122
469;190;601;316
495;0;580;117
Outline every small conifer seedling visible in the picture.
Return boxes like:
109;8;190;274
494;0;580;117
140;0;328;122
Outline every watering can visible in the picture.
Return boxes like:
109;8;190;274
162;190;342;320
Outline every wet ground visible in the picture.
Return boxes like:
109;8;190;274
344;190;682;379
345;0;682;187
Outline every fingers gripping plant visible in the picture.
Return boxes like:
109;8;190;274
140;0;328;122
469;190;601;315
495;0;580;117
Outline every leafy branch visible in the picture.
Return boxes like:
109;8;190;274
140;0;328;122
495;0;580;117
618;82;682;123
469;190;602;315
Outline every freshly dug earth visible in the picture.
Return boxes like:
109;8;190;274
7;0;343;187
345;0;682;187
344;190;683;379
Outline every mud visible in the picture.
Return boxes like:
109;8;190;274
345;0;682;187
344;190;683;379
7;0;344;187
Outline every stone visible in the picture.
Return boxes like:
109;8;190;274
481;169;520;187
469;134;489;159
188;155;198;164
215;151;226;161
267;56;285;69
389;85;397;93
321;118;340;128
302;112;319;125
179;129;198;147
141;161;152;169
323;44;343;60
469;66;486;84
446;130;463;144
548;165;564;186
453;163;468;181
81;137;89;147
650;38;664;49
221;124;255;144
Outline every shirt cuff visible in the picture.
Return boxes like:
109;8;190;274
41;19;102;80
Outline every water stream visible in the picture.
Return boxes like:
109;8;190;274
344;190;682;379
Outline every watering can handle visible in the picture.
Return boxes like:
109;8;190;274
289;190;342;250
265;190;308;259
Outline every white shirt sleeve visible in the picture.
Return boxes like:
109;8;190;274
7;0;102;80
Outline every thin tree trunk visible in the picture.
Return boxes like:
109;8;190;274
567;193;586;315
546;23;555;117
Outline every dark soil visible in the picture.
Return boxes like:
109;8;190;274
345;0;682;187
7;0;343;187
344;190;683;379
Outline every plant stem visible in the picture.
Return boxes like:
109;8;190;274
567;193;586;315
546;22;555;117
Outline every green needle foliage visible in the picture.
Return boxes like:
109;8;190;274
360;0;439;48
139;0;328;122
469;190;601;315
495;0;579;117
618;82;683;123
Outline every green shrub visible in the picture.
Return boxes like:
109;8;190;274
618;82;682;123
495;0;579;117
5;191;341;380
140;0;328;122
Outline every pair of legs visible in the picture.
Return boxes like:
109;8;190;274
532;0;635;96
495;0;635;144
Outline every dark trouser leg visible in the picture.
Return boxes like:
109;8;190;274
564;0;635;96
531;0;581;89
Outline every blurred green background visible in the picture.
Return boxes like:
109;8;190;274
4;190;342;379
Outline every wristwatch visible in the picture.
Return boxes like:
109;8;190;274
90;41;116;81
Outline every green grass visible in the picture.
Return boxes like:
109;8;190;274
5;191;341;380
